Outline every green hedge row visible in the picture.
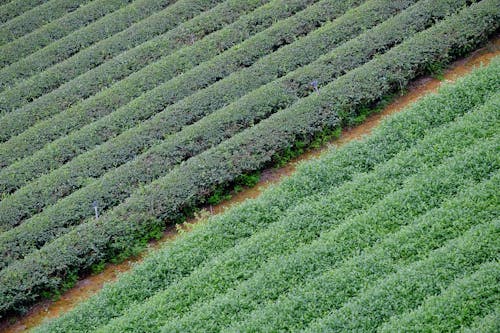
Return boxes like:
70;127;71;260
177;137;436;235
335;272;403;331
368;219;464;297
0;0;265;116
166;157;500;333
0;0;465;263
32;58;499;333
235;183;500;333
0;0;49;24
305;217;499;332
0;0;300;166
0;0;230;115
0;0;340;158
0;0;129;65
379;261;499;332
0;0;95;48
0;0;90;46
221;115;500;333
0;0;350;176
0;0;412;263
0;0;497;315
97;101;500;332
462;308;500;333
0;0;179;91
0;0;407;239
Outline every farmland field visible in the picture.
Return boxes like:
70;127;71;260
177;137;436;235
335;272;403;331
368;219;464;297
0;0;499;330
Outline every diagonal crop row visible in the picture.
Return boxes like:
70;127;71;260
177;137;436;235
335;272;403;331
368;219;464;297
0;0;224;121
0;1;496;315
0;0;180;90
0;0;474;264
0;0;416;234
0;0;269;116
0;0;131;66
0;0;91;46
0;0;355;177
31;60;498;333
172;168;500;333
0;0;343;156
378;261;500;332
0;0;49;24
96;105;499;332
461;308;500;333
222;138;500;333
228;179;500;333
304;217;500;332
0;0;303;166
0;0;240;118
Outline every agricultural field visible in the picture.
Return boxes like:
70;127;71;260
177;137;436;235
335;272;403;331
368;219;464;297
0;0;499;330
30;56;500;332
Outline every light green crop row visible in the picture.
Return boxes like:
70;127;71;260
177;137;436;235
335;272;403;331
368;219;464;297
0;0;179;91
461;308;500;333
0;0;91;46
225;136;500;333
233;199;500;333
304;217;499;332
0;0;409;241
172;160;500;333
0;0;129;65
379;261;499;332
32;55;500;333
0;0;496;315
0;0;304;169
98;101;500;333
0;0;233;117
0;0;328;159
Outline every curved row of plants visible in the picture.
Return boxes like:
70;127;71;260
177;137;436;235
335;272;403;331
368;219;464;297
34;60;500;332
0;0;179;91
0;0;230;114
0;0;409;233
0;0;465;262
0;0;90;46
0;0;49;24
0;0;129;66
0;0;497;316
95;104;500;332
0;0;305;165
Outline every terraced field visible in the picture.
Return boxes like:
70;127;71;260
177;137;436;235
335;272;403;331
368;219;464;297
0;0;499;327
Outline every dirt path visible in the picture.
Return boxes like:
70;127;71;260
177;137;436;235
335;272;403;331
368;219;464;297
2;35;499;333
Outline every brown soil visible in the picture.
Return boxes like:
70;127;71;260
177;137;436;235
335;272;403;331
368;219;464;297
2;35;499;333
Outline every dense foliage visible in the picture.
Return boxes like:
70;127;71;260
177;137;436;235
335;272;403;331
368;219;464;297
0;0;422;252
0;0;498;321
0;0;122;55
35;60;500;332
